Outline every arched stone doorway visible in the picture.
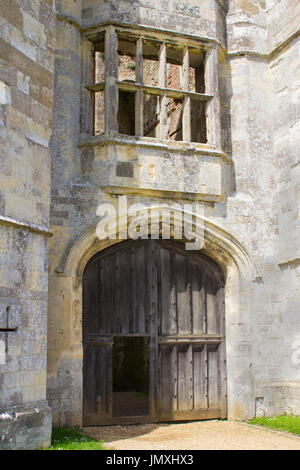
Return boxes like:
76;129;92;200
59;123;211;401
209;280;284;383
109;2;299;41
82;239;227;425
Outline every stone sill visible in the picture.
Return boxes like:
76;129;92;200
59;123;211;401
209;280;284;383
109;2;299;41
78;133;232;164
101;185;224;203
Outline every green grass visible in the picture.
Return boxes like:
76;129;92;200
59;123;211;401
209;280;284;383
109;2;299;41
248;415;300;436
45;427;106;450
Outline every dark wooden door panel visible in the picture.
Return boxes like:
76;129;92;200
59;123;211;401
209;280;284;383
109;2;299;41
83;343;112;425
157;241;226;421
83;240;156;425
83;240;226;425
158;342;223;421
83;257;100;335
157;340;226;420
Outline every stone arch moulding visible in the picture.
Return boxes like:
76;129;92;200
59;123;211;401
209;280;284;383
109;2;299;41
52;205;259;424
55;205;259;283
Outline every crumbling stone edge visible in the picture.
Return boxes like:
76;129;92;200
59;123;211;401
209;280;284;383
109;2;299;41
0;401;52;450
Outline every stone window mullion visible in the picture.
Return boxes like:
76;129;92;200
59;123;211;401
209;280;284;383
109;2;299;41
105;25;119;134
159;42;168;140
204;45;221;148
135;38;144;137
182;46;191;142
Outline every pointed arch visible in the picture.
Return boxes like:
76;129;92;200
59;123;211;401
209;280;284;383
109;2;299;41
55;205;259;282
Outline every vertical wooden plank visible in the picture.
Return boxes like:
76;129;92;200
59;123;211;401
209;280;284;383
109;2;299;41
159;43;168;139
207;344;219;409
177;345;190;411
159;245;177;336
135;244;146;334
98;345;106;416
83;345;95;418
176;254;190;334
159;345;172;412
193;344;208;410
217;283;226;340
83;258;100;335
107;343;113;417
188;344;193;411
115;250;120;333
135;38;144;136
105;26;119;133
187;260;193;335
130;247;135;334
144;243;150;335
191;263;206;335
172;344;178;411
99;258;105;333
206;274;218;335
148;240;158;420
159;247;172;335
119;248;131;333
148;240;157;339
100;255;115;334
170;250;178;335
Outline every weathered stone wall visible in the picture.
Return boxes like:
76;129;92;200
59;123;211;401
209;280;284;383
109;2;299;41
81;0;228;45
47;0;300;426
225;0;300;417
267;0;300;414
47;0;84;427
0;0;55;449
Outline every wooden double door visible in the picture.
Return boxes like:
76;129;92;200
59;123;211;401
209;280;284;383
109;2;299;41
83;240;227;425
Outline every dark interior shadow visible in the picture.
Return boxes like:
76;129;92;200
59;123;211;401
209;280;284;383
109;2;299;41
83;423;164;443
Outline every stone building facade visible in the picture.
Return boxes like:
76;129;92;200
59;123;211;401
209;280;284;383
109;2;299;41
0;0;299;449
0;0;55;449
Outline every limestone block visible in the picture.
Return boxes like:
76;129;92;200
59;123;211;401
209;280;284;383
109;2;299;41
0;80;11;105
17;72;30;95
0;403;51;450
0;19;38;62
23;12;47;49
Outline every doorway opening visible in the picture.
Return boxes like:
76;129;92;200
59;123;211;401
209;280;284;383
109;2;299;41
112;336;150;418
83;239;226;425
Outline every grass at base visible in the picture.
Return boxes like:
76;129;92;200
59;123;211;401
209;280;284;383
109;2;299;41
248;415;300;436
45;427;106;450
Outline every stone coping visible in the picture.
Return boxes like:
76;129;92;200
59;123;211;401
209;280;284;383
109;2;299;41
0;215;52;238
